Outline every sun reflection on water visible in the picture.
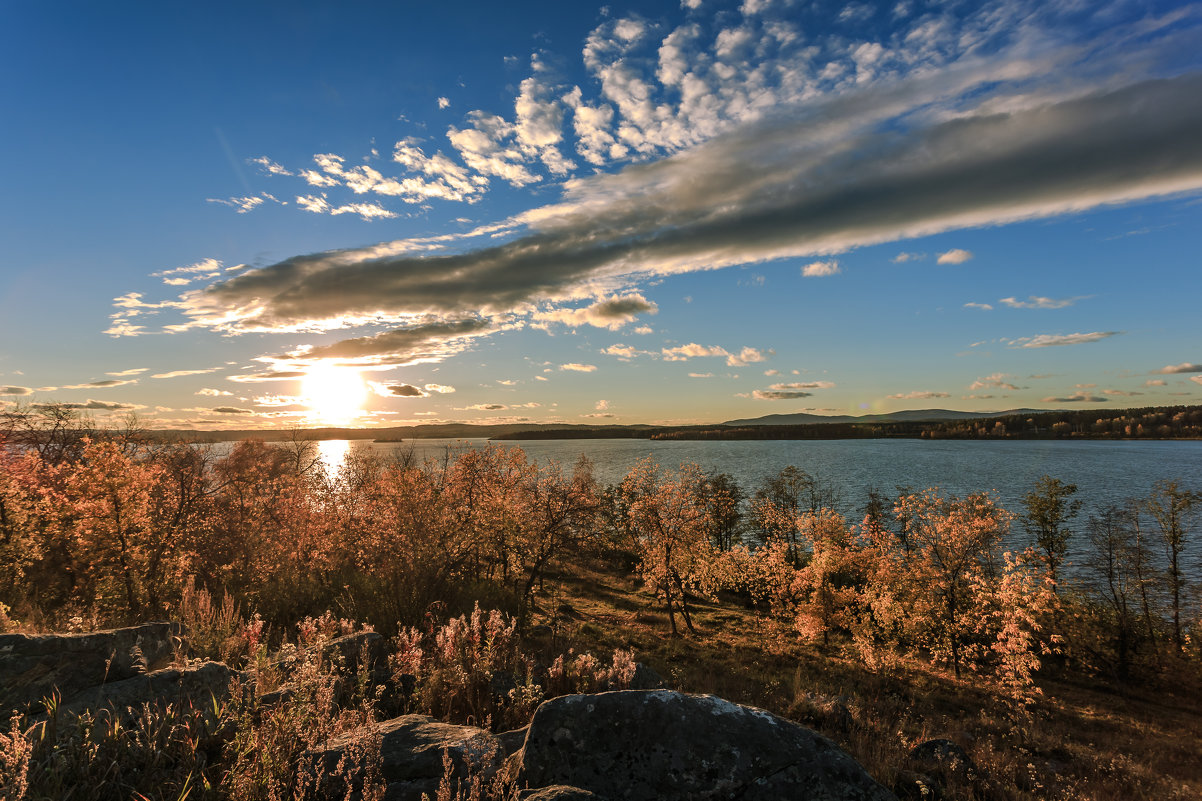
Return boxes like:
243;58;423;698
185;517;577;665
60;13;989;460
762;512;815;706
316;439;351;481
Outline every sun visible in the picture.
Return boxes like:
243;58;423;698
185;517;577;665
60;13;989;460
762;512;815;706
301;363;368;425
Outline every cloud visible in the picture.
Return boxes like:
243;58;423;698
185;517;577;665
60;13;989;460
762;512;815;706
1042;391;1107;403
581;412;617;418
688;372;714;378
968;373;1020;391
533;293;658;329
211;406;254;414
999;295;1082;309
1191;376;1202;386
887;390;951;399
1155;362;1202;374
1144;379;1167;387
464;403;508;411
1010;332;1122;348
171;72;1202;337
936;249;973;265
37;399;142;411
892;252;925;263
801;260;840;277
663;343;729;361
964;302;993;311
197;388;233;396
769;381;835;390
63;379;137;389
152;368;221;379
559;363;598;372
382;383;426;397
726;347;769;367
753;389;813;399
227;371;307;383
296;194;397;220
292;319;493;365
424;383;456;393
207;193;284;214
1103;389;1143;396
107;368;150;377
1;386;32;395
249;156;293;176
595;399;610;411
437;97;451;109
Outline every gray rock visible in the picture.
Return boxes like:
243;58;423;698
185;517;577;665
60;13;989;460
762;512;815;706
907;739;982;788
53;661;235;719
497;725;528;757
629;662;665;690
306;714;501;801
517;786;604;801
0;622;181;714
518;690;895;801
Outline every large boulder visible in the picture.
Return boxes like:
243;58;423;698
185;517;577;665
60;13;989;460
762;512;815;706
518;690;895;801
54;661;236;719
305;714;501;801
0;622;181;714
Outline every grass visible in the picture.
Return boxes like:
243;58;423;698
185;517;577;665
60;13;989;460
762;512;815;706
533;553;1202;801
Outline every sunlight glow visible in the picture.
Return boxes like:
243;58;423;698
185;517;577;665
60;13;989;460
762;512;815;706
301;363;367;425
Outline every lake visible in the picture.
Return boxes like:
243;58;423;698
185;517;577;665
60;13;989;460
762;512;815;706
300;437;1202;523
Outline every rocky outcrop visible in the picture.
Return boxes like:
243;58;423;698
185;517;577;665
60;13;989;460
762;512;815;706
54;660;236;719
305;714;502;801
517;690;896;801
0;622;181;714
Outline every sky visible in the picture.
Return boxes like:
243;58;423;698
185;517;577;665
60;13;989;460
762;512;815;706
2;0;1201;430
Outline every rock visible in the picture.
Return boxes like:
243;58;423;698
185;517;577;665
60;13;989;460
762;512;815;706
907;739;985;796
894;770;941;800
518;690;895;801
517;786;604;801
496;725;528;757
0;622;182;714
305;714;500;801
321;631;386;673
53;661;236;719
629;662;665;690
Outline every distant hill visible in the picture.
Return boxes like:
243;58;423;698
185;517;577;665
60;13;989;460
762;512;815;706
722;409;1044;426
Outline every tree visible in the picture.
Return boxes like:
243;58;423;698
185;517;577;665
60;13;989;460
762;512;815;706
1083;504;1142;679
893;489;1013;678
620;459;719;636
700;471;744;551
1145;479;1201;652
1021;475;1082;589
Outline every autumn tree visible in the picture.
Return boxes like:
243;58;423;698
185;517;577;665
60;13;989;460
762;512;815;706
700;471;745;551
620;458;719;636
893;489;1013;678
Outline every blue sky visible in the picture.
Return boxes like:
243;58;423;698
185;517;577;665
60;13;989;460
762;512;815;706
2;0;1201;429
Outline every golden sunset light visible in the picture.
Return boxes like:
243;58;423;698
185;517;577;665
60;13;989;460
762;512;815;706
300;362;367;425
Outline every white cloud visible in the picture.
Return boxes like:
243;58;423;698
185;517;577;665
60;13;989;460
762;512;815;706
753;389;812;400
726;346;769;367
662;343;729;361
964;302;993;310
152;367;220;379
106;368;150;377
1011;332;1122;348
999;296;1081;309
801;260;841;277
1155;362;1202;374
424;383;456;393
936;249;974;265
770;381;835;390
1042;390;1107;403
559;363;598;372
688;372;714;378
438;97;451;109
595;399;610;410
887;390;951;399
249;156;293;176
892;252;925;263
197;388;233;396
1145;379;1167;387
534;294;658;330
968;373;1020;391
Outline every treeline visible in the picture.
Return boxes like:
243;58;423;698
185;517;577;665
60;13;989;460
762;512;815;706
1;404;1200;695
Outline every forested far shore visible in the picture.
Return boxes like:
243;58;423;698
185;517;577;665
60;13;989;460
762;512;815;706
496;404;1202;440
